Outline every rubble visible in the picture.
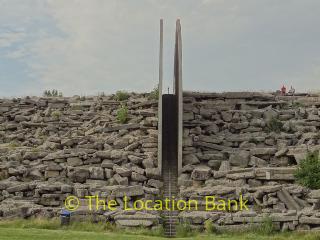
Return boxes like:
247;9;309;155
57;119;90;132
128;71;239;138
1;92;320;230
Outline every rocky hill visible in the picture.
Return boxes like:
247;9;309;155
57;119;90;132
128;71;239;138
1;92;320;231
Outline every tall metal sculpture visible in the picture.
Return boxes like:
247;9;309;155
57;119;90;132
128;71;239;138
157;19;163;173
158;19;182;176
174;19;183;176
158;19;183;238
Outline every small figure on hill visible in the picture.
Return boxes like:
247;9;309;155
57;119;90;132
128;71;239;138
281;85;286;95
288;86;295;96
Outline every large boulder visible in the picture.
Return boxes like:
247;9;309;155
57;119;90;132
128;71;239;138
112;185;144;197
114;166;132;177
229;150;250;167
191;166;211;181
131;172;147;182
68;168;89;183
89;167;104;180
67;157;83;167
183;154;200;165
113;138;130;149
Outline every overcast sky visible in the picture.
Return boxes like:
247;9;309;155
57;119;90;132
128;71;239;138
1;0;320;97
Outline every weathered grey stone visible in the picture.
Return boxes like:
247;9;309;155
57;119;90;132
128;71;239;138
221;112;232;122
299;217;320;225
67;157;83;167
255;167;296;180
249;156;268;167
113;138;130;149
113;174;128;185
128;155;144;164
114;213;157;227
68;168;89;183
183;154;200;165
308;190;320;199
178;174;193;187
275;148;288;157
229;150;250;167
110;150;123;159
7;183;30;193
204;124;220;134
229;122;249;130
226;171;254;180
101;159;114;168
145;168;161;179
198;135;223;144
198;185;235;196
248;179;262;187
131;172;147;182
112;185;144;197
180;211;218;224
142;158;154;169
183;112;194;121
143;186;159;195
147;179;163;188
61;138;77;147
208;160;222;170
7;153;22;162
263;108;278;121
250;147;277;156
89;167;104;180
277;188;301;210
23;151;47;160
28;169;43;180
61;184;72;193
45;170;60;179
191;166;211;181
40;194;60;206
198;152;224;161
95;150;111;159
219;161;231;172
46;163;63;171
104;168;114;179
114;166;131;177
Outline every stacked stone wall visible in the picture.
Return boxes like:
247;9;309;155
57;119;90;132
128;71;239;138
1;92;320;230
0;94;161;226
180;92;320;231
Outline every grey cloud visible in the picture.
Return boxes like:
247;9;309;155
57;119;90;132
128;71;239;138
2;0;320;96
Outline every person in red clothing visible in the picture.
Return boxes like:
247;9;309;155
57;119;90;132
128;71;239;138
281;85;286;95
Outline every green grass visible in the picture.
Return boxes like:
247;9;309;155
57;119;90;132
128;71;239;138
148;85;159;100
116;105;128;123
1;227;320;240
0;228;152;240
295;150;320;189
114;91;130;101
1;219;320;240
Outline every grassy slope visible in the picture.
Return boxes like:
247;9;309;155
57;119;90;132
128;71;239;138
0;219;320;240
0;228;153;240
1;228;320;240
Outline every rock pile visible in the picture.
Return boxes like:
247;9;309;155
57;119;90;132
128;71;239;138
179;92;320;230
1;91;320;230
0;94;162;226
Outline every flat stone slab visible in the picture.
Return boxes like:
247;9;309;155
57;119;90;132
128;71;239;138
111;186;144;197
114;213;159;227
233;214;298;223
254;167;296;180
300;217;320;225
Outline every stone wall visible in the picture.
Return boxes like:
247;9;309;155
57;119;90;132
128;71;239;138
180;92;320;231
0;94;161;226
1;92;320;230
